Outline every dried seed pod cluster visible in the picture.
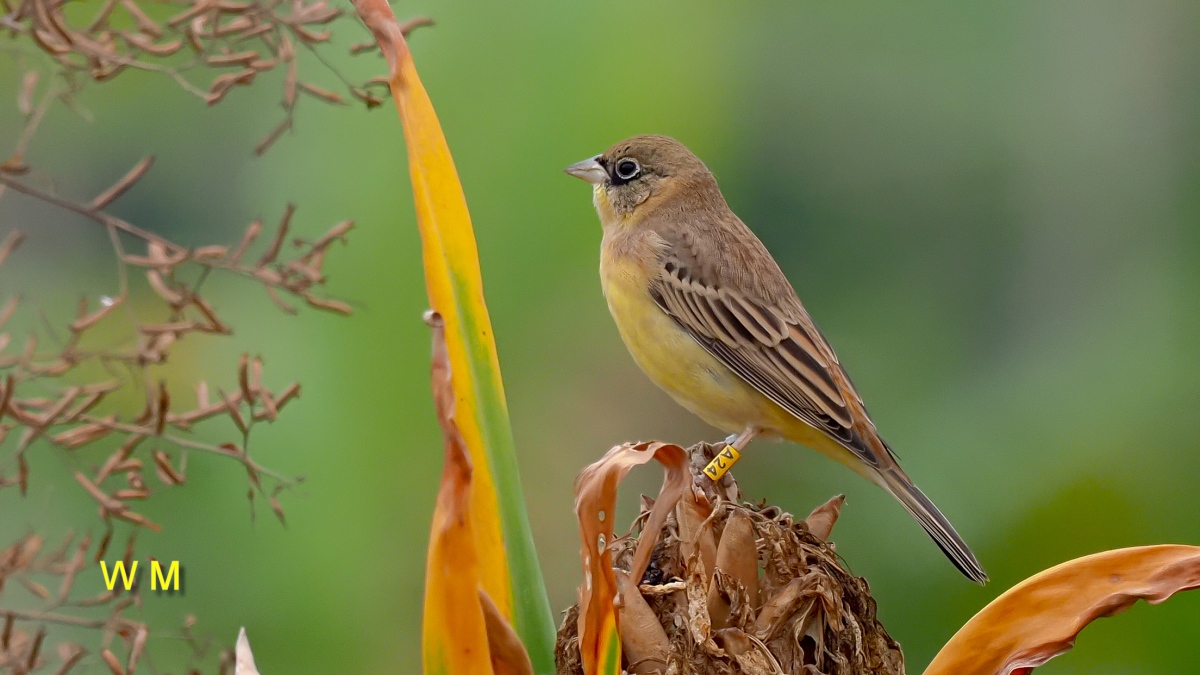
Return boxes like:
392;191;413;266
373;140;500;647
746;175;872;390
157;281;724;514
0;532;232;673
561;443;904;675
0;189;349;517
0;8;374;659
1;205;342;670
0;0;431;156
0;1;439;670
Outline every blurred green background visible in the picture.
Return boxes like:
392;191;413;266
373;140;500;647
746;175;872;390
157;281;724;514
3;0;1200;672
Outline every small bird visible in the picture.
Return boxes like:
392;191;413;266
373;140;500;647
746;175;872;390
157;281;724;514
565;135;987;583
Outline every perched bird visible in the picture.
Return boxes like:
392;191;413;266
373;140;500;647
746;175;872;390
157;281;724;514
565;135;987;583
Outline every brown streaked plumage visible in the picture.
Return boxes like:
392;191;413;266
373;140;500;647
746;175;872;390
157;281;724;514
565;134;987;583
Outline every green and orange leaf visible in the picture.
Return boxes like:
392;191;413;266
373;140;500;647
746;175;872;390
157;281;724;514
925;544;1200;675
349;2;555;670
422;312;494;675
421;313;534;675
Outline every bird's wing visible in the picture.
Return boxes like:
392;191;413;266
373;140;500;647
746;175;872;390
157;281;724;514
648;228;988;584
649;250;887;469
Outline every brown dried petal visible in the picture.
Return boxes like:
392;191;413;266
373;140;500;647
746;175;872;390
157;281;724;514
310;219;354;251
676;490;716;580
74;471;124;512
479;589;535;675
146;270;184;306
21;577;51;599
51;422;113;448
154;446;184;482
614;570;670;674
119;32;182;56
206;69;257;105
229;220;262;264
712;628;776;675
302;294;351;315
238;353;254;403
101;648;124;675
707;510;759;629
205;50;259;66
71;294;124;332
258;203;293;265
753;576;809;641
298;82;345;104
190;245;227;261
804;494;845;541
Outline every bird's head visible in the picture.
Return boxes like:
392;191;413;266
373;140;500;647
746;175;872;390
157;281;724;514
565;135;720;227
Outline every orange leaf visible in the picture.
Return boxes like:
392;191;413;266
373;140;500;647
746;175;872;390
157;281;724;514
574;442;691;675
422;313;533;675
422;312;493;674
925;545;1200;675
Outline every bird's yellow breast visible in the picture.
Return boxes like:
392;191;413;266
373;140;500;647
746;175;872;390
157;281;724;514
599;245;777;434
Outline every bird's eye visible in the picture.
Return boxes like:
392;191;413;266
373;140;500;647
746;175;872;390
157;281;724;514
614;158;641;181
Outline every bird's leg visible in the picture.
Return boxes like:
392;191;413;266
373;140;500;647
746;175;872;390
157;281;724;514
728;427;759;451
703;427;758;481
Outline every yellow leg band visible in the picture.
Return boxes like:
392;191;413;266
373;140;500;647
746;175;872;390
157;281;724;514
702;445;741;481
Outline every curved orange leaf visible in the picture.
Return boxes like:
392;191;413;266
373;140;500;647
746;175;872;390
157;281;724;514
574;442;691;675
925;544;1200;675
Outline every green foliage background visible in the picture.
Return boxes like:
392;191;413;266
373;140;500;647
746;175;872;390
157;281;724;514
2;1;1199;672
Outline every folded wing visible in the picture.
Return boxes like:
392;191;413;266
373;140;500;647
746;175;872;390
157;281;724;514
649;254;887;469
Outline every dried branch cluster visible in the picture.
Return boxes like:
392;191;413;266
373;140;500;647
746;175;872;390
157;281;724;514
1;0;430;155
560;444;904;675
0;169;355;508
0;0;391;669
0;166;353;669
0;532;238;674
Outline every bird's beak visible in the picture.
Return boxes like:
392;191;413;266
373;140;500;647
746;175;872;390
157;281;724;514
564;156;607;185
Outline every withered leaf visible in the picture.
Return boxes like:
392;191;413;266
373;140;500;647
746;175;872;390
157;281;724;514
479;589;535;675
614;570;670;674
574;440;689;673
707;510;759;630
926;545;1200;674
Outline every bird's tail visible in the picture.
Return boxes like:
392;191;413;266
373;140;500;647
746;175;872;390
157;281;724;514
878;468;988;584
